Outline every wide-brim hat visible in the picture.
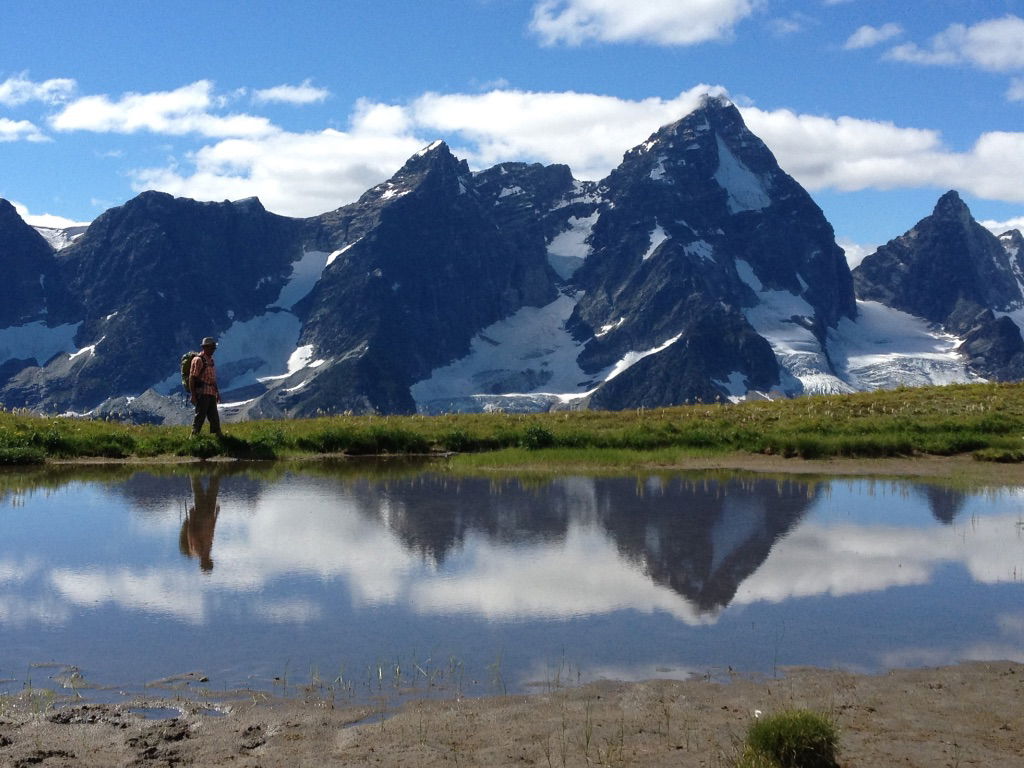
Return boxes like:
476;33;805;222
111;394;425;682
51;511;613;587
201;337;217;348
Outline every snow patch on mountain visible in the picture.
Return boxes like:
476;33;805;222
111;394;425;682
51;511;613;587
714;135;771;214
642;225;668;261
829;301;973;389
272;250;330;310
326;240;360;267
735;259;849;395
649;157;668;181
596;317;625;338
69;337;104;361
685;240;714;262
713;372;748;403
33;225;87;251
411;292;588;409
738;255;973;396
604;333;682;383
170;252;331;393
547;212;598;279
0;321;81;366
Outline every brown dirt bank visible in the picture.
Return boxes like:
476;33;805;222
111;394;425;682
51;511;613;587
459;452;1024;486
48;452;1024;485
3;662;1022;767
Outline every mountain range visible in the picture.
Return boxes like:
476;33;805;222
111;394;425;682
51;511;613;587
1;95;1021;423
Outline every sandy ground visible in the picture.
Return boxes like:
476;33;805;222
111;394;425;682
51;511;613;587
2;662;1022;767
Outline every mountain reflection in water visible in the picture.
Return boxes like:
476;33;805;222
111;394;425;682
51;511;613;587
1;463;1021;699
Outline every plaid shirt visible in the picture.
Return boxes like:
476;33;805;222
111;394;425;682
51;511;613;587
189;351;218;396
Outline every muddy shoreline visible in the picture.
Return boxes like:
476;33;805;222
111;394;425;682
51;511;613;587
2;662;1022;767
47;451;1024;486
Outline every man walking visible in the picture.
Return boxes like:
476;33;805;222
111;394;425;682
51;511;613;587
190;336;222;436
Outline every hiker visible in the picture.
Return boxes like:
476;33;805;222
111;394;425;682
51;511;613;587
190;336;222;436
179;474;220;572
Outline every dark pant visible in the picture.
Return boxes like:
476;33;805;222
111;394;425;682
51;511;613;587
192;394;221;435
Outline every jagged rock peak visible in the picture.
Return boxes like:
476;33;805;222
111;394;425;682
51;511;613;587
999;229;1023;256
0;197;50;248
360;139;472;204
0;197;19;218
397;139;463;173
932;190;972;225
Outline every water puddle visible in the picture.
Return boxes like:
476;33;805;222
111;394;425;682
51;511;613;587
1;462;1021;704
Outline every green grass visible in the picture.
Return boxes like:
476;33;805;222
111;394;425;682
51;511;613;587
1;381;1023;465
738;709;839;768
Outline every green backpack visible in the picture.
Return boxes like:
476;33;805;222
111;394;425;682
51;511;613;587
180;351;205;393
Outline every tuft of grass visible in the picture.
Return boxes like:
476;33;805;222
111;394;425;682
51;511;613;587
740;709;839;768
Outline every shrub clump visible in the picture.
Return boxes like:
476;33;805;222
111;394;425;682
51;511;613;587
739;709;839;768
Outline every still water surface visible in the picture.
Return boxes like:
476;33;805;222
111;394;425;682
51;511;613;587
2;462;1022;702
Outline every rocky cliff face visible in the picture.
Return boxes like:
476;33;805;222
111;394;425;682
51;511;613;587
566;96;854;407
855;191;1021;323
1;95;1021;422
0;199;64;327
854;191;1024;380
259;142;563;416
1;193;303;411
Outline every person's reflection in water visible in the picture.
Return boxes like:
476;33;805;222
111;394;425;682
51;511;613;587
179;474;220;573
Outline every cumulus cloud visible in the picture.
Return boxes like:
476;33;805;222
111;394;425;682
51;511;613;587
252;79;330;105
50;80;276;138
124;83;1024;218
0;73;76;106
980;216;1024;236
12;201;91;229
133;86;724;216
408;85;724;180
530;0;758;46
1008;77;1024;102
742;107;1024;203
133;101;427;218
886;15;1024;72
837;238;874;269
844;22;902;50
0;117;47;142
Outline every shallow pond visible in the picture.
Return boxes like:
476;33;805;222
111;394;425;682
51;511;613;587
1;462;1022;703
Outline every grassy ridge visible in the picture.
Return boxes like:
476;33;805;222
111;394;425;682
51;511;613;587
1;381;1023;465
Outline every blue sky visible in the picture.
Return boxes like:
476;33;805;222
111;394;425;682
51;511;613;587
2;0;1023;260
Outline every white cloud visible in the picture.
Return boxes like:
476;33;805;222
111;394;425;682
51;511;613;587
132;86;723;216
252;79;330;106
742;107;1024;203
128;83;1024;219
408;85;723;180
0;73;76;106
1008;77;1024;102
770;14;812;37
837;238;874;269
886;15;1024;72
980;216;1024;236
530;0;759;46
11;201;91;229
133;128;425;218
844;22;902;50
0;117;47;142
50;80;277;138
